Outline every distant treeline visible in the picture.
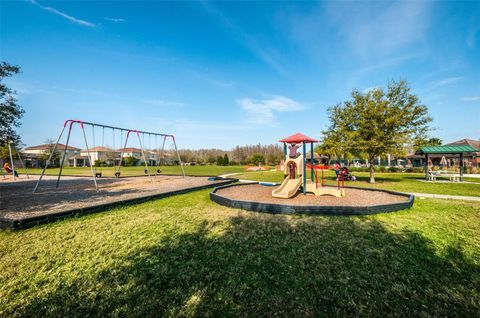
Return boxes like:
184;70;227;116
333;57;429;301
177;144;284;165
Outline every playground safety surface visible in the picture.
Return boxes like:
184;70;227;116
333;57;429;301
211;183;413;215
1;175;236;230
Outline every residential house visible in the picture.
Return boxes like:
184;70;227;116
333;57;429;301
116;147;144;166
23;143;80;168
78;147;117;167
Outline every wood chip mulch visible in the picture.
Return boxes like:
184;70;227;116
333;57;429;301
215;183;409;206
1;175;224;220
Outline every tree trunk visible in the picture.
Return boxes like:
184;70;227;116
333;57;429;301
369;156;375;183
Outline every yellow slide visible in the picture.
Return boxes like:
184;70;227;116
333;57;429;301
272;177;303;198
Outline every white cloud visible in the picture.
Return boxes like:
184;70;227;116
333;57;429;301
104;17;126;22
144;99;186;108
328;1;431;56
429;77;463;89
29;0;95;27
237;95;305;124
460;96;480;102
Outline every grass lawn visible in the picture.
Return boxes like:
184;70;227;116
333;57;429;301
236;170;480;197
1;190;479;317
25;165;245;177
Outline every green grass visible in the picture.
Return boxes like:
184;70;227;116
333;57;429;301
236;170;480;197
25;165;245;177
1;190;479;317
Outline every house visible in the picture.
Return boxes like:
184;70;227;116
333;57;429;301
146;150;160;166
23;143;80;168
78;147;117;166
116;147;145;165
446;139;480;167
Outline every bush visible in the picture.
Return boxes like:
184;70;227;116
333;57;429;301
388;166;399;172
349;167;370;172
122;156;138;167
469;166;479;174
94;160;107;167
249;154;265;166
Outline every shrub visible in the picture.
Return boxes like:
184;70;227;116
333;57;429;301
388;166;399;172
94;160;106;167
249;154;265;166
122;156;137;167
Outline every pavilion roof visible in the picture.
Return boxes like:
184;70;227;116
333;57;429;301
420;145;479;154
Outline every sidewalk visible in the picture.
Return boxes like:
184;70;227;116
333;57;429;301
409;192;480;202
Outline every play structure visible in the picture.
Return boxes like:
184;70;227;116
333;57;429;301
2;140;29;181
33;119;185;193
272;133;345;199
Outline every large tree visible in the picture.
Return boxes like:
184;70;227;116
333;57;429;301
323;80;432;183
412;137;442;153
0;62;24;147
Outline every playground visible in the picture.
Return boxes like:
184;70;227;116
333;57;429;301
0;174;235;229
211;183;412;215
210;133;414;215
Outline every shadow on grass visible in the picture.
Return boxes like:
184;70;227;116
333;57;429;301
12;216;480;317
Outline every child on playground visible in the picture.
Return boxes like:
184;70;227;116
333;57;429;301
3;162;18;177
333;161;340;177
288;143;301;158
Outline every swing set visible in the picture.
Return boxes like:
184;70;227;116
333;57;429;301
33;119;185;193
2;140;29;181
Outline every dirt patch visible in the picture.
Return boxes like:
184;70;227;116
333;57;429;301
215;183;409;206
1;175;227;221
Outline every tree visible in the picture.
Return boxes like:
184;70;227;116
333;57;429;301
0;62;24;147
249;153;265;166
0;142;18;162
216;155;224;166
223;153;229;166
206;156;216;165
323;80;432;183
123;156;137;167
412;137;442;153
38;139;61;168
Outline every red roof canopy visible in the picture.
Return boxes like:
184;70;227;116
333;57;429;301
279;133;318;143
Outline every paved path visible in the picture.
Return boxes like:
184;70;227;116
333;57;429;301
408;192;480;202
220;173;480;202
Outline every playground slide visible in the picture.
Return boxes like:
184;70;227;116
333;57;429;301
272;177;303;198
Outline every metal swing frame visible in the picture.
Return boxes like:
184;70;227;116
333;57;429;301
5;140;29;181
33;119;185;193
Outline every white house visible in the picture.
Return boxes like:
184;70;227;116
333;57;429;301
23;143;80;167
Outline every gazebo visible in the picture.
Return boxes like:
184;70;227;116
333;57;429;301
279;133;318;194
419;145;479;180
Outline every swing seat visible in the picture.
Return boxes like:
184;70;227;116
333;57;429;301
157;169;161;173
144;169;149;174
115;172;121;178
95;172;102;178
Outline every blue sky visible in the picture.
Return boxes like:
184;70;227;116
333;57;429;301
1;0;479;149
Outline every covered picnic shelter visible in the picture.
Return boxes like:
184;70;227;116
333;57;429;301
419;145;479;180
